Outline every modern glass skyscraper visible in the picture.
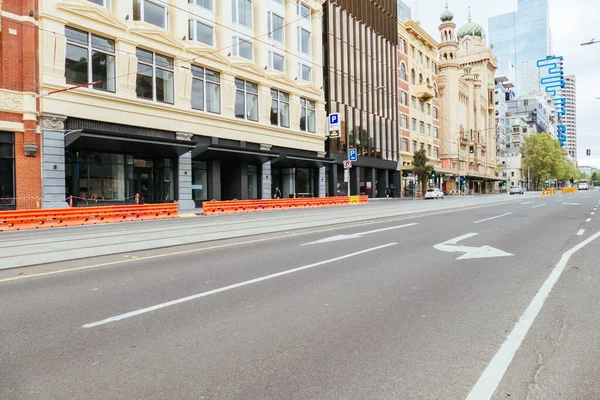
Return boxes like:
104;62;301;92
488;0;551;94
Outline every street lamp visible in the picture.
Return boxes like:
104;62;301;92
581;38;599;46
349;85;384;106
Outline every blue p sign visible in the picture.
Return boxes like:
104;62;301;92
348;148;357;161
329;114;338;124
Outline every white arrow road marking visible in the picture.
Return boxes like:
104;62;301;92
586;218;592;223
433;233;513;260
301;223;418;245
562;202;582;206
532;204;546;209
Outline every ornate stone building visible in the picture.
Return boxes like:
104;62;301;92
437;3;500;193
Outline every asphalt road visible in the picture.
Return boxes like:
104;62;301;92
1;191;600;399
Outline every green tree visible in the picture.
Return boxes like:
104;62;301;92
521;133;568;190
413;148;434;195
591;172;599;185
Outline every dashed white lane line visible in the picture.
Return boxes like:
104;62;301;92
577;229;585;236
592;212;596;215
521;201;534;205
473;213;512;224
466;229;600;400
587;218;592;223
82;242;397;328
532;204;546;209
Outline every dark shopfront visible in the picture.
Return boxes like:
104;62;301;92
0;132;15;210
63;119;195;206
190;138;330;205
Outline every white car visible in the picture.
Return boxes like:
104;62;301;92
425;188;444;199
509;185;524;195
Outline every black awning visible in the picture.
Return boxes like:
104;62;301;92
65;130;196;158
272;154;335;169
193;144;279;164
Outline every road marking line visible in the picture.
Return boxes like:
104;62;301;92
473;213;512;224
592;212;596;215
82;243;397;328
301;223;418;245
521;201;534;205
532;204;546;209
577;229;585;236
587;218;592;222
466;229;600;400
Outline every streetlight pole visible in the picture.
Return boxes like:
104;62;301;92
581;38;600;46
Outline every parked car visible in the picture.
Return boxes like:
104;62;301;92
425;188;444;199
509;185;524;195
578;182;589;190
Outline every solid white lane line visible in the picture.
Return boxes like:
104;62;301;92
466;229;600;400
83;243;397;328
577;229;585;236
473;213;512;224
532;204;546;209
587;218;592;223
521;201;534;205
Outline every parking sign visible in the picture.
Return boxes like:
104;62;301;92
328;113;340;138
348;148;357;162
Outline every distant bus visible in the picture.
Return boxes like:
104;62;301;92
578;180;589;190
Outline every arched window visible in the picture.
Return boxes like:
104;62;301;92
410;69;415;85
419;73;423;83
426;78;430;84
400;63;406;81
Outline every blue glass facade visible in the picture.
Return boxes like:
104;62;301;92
397;0;411;22
488;0;550;94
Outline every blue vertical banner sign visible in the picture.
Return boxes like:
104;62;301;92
536;56;566;147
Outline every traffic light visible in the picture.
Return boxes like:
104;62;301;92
431;170;436;179
469;145;474;154
586;149;592;156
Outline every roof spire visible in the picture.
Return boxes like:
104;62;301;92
445;0;449;10
468;6;472;22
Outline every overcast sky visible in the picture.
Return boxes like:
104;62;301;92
402;0;600;168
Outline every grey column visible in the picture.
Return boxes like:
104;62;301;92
177;152;195;210
209;160;221;201
377;169;389;198
41;114;69;208
319;167;326;197
240;164;248;200
349;167;360;196
366;168;376;198
262;160;272;199
330;165;339;196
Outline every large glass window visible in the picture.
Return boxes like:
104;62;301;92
269;51;285;72
270;89;290;128
299;64;312;81
268;12;285;43
190;0;212;10
401;91;407;105
400;63;406;80
65;27;115;91
300;97;316;133
299;28;311;54
136;48;174;103
248;164;259;199
401;115;408;129
410;69;415;85
232;0;253;28
297;2;311;19
419;121;425;133
232;37;253;60
235;78;259;121
189;20;214;46
411;118;417;131
433;126;438;138
402;137;408;152
87;0;108;7
133;0;167;29
433;106;438;119
191;65;221;113
192;160;209;202
0;132;14;210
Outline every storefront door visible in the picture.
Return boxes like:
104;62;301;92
0;132;15;210
134;166;154;204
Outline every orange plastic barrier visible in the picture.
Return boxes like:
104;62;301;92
0;204;179;231
202;196;369;216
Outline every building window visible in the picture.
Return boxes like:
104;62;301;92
401;114;408;129
410;69;416;85
297;1;311;19
419;51;423;64
269;51;285;72
410;45;415;58
419;73;423;83
427;144;431;156
434;146;438;158
191;65;221;113
433;106;438;119
426;103;431;115
400;38;405;53
0;132;14;210
400;63;406;81
419;121;425;133
65;27;115;92
299;28;311;54
433;126;438;138
232;37;253;60
136;48;174;103
87;0;109;7
235;78;259;121
402;138;408;152
271;89;290;128
401;91;407;106
432;62;437;74
412;140;417;153
232;0;253;28
300;97;316;133
419;101;424;112
268;12;285;43
411;118;417;131
133;0;167;29
190;0;212;10
299;63;312;81
411;96;416;109
189;20;214;46
426;124;431;136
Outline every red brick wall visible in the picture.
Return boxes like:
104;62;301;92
1;0;40;210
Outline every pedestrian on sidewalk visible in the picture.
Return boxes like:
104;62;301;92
385;186;391;199
274;187;282;199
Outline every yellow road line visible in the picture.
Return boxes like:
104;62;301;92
0;201;516;283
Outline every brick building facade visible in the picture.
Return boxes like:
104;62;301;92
0;0;39;210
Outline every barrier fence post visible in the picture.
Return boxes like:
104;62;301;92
35;196;41;209
69;195;73;207
135;193;140;205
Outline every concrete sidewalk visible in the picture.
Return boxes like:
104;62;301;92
0;193;539;270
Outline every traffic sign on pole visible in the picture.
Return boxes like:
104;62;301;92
343;160;352;169
328;113;340;138
348;148;357;162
